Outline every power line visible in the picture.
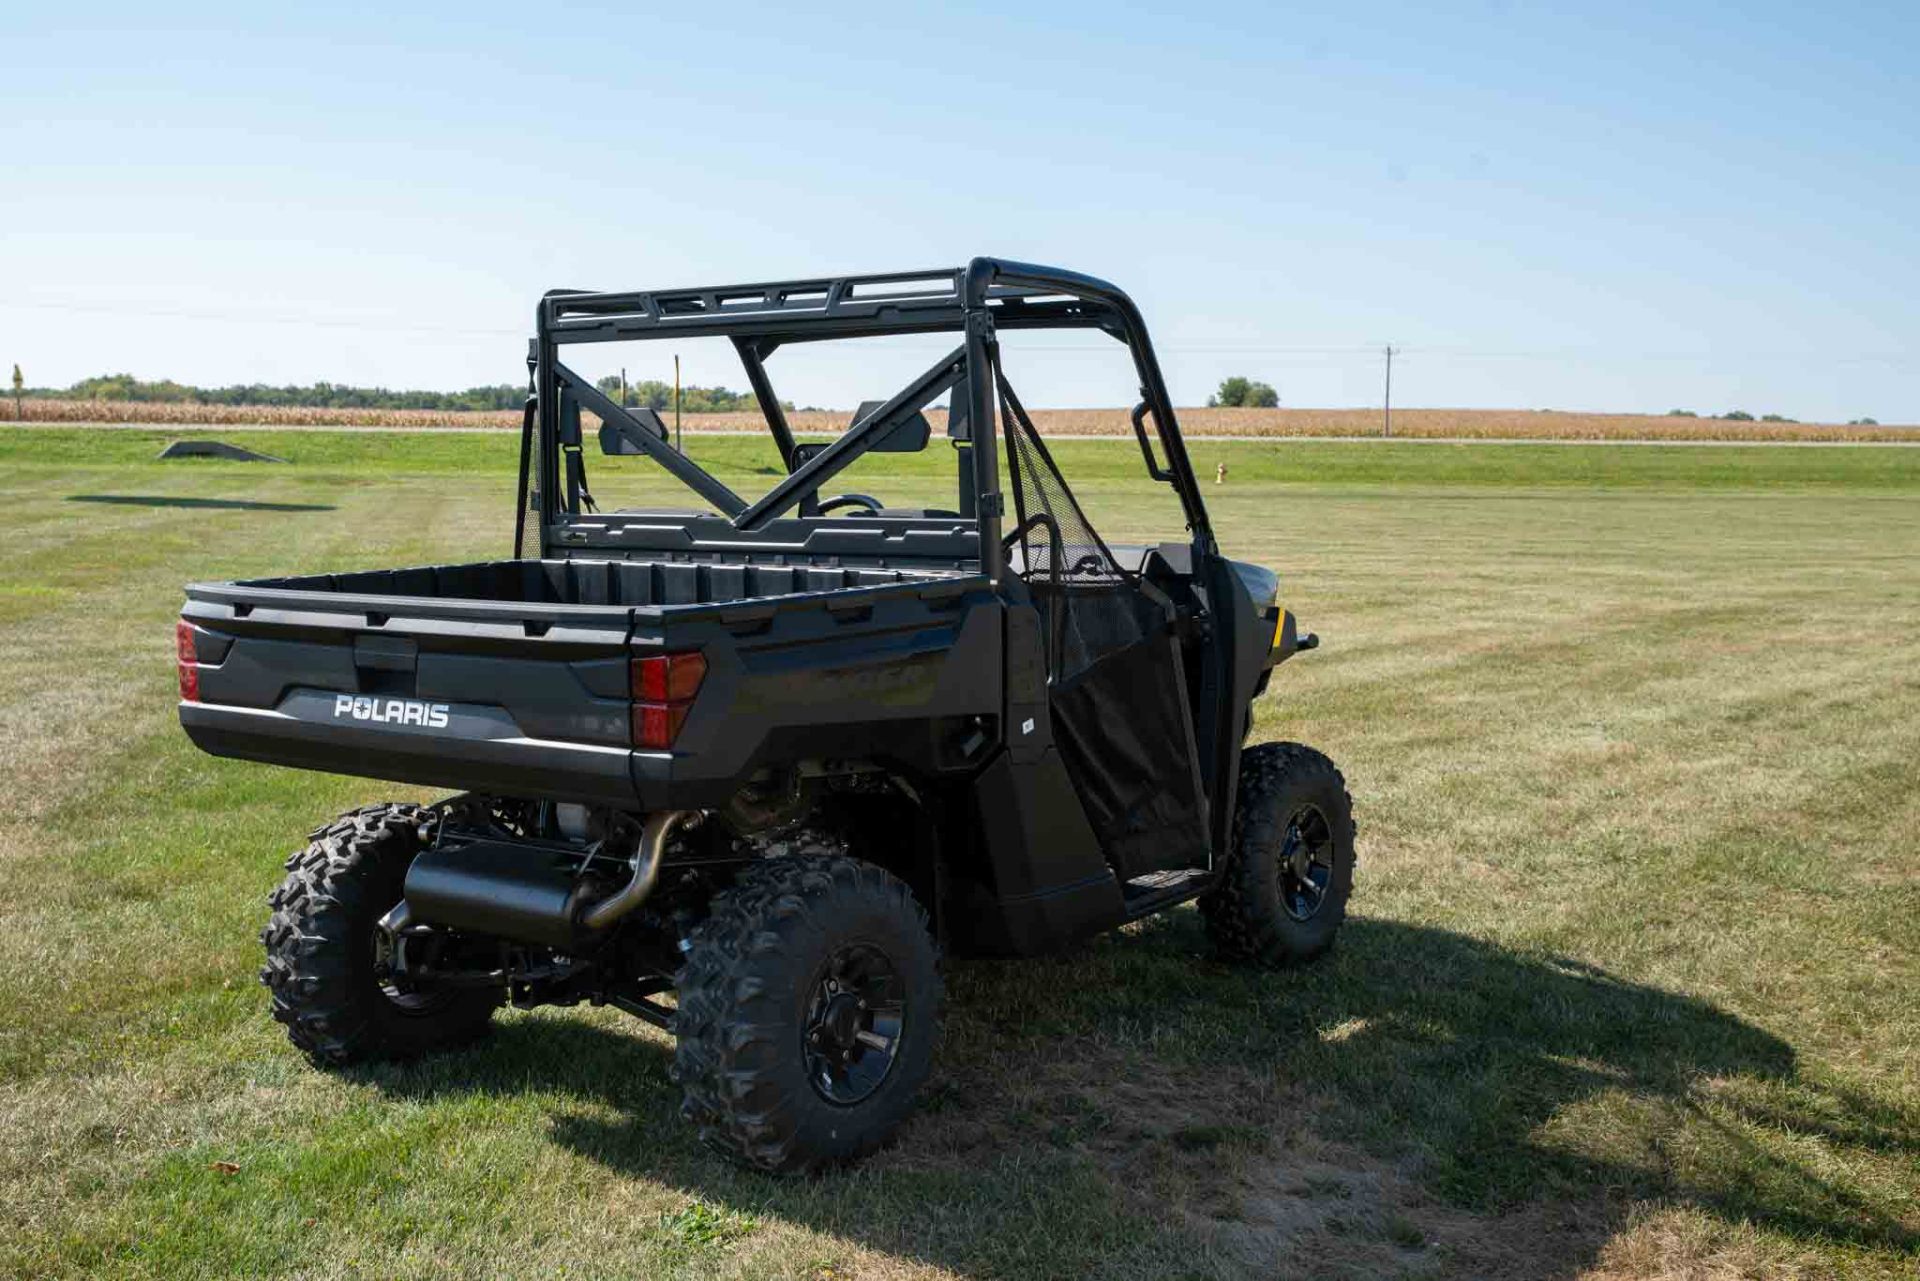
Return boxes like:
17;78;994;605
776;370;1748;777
0;299;522;337
2;299;1913;367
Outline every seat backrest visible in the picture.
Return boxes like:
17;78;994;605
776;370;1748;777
849;401;933;453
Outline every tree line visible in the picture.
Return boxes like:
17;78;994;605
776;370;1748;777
591;375;786;414
26;373;531;411
22;367;1277;414
1667;408;1879;426
17;371;786;414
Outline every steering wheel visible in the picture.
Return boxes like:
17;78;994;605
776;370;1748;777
819;493;885;515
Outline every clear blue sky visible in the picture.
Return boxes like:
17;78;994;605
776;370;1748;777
4;1;1915;420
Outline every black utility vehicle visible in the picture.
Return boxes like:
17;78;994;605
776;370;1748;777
177;260;1354;1171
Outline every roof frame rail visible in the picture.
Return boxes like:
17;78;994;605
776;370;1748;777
538;265;1131;346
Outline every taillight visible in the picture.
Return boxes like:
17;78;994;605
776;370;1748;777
176;620;201;702
631;651;706;749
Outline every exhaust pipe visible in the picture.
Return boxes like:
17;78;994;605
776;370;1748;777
401;809;695;949
579;809;689;932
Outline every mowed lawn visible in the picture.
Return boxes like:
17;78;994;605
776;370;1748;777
0;429;1915;1280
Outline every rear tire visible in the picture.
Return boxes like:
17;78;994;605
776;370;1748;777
260;803;499;1065
1202;743;1356;966
672;850;942;1173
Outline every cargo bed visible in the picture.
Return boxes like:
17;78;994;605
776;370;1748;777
178;555;996;808
230;557;951;611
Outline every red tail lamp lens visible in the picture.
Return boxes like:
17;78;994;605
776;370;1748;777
176;620;201;702
633;701;692;751
633;651;708;703
630;651;706;748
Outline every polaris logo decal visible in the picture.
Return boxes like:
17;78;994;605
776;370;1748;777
332;694;450;728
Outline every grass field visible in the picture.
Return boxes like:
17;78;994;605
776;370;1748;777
0;427;1915;1279
11;399;1915;441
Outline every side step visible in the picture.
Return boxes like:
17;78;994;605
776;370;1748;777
1119;867;1212;921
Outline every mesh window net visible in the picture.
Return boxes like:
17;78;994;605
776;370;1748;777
995;364;1160;681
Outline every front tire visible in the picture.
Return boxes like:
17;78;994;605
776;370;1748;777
260;803;499;1065
1202;742;1356;966
672;852;942;1173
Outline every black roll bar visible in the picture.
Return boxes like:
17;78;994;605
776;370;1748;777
731;344;967;532
513;393;536;558
733;336;796;470
962;303;1004;585
529;259;1216;572
962;258;1213;550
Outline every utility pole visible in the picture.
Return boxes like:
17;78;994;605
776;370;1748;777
10;364;21;420
619;367;627;408
1383;346;1395;438
674;354;682;452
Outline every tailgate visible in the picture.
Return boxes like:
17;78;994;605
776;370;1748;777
177;582;638;805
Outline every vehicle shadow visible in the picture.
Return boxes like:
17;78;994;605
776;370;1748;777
65;494;335;512
363;916;1916;1279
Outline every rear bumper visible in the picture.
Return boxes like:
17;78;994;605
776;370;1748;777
179;701;639;806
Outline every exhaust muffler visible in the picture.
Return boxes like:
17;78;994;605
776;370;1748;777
402;810;691;950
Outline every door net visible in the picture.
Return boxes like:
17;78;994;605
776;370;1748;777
993;358;1210;878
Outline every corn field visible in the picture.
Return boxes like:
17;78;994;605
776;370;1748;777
6;398;1911;441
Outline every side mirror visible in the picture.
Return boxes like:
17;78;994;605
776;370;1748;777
599;407;671;455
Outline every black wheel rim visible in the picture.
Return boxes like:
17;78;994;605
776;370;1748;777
1278;804;1336;922
802;943;906;1106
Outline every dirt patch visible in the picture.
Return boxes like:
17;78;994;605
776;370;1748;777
878;1048;1623;1279
1207;1133;1615;1279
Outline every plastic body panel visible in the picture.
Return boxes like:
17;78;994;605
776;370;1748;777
1191;555;1280;853
178;699;641;805
947;749;1126;956
627;575;1006;809
179;570;641;804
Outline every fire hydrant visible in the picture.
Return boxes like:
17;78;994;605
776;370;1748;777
1215;462;1227;485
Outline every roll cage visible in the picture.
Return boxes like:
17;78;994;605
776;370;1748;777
524;258;1216;582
